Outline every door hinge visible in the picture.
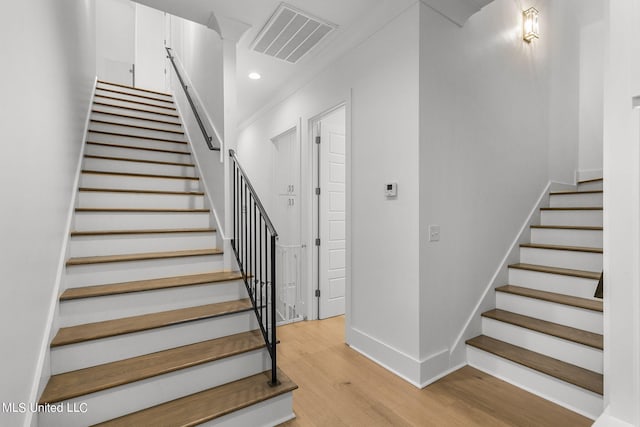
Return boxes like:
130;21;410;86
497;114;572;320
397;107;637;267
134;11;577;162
315;136;321;144
315;187;321;195
315;289;321;298
315;238;321;246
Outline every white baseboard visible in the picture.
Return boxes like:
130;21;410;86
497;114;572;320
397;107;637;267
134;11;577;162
593;407;635;427
25;76;98;427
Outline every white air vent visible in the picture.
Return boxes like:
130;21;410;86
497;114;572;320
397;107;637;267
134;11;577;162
251;3;336;64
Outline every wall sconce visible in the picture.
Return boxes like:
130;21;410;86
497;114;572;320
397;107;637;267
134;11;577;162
523;7;539;43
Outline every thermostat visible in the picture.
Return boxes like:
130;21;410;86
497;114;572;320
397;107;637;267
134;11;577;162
385;182;398;198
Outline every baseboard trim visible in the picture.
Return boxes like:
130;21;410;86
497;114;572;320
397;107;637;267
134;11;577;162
25;76;98;427
593;407;635;427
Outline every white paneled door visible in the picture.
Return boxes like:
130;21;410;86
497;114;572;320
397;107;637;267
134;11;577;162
318;107;346;319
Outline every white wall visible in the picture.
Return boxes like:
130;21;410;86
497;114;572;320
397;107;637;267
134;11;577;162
237;4;422;382
96;0;135;85
418;0;552;380
0;0;96;425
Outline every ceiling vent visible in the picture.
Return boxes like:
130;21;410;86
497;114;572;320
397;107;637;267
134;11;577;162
251;3;336;64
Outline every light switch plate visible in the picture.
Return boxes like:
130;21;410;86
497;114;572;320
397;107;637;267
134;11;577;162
429;225;440;242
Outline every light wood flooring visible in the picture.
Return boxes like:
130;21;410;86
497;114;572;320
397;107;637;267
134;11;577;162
278;316;591;427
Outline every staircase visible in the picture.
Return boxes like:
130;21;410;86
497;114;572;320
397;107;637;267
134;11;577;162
37;80;296;426
466;178;604;419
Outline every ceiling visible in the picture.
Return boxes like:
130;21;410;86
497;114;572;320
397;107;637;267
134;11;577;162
133;0;494;124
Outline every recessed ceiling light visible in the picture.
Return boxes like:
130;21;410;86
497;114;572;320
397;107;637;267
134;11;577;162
248;72;261;80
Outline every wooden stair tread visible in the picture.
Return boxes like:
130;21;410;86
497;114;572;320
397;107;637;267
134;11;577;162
93;101;179;118
75;208;209;213
496;285;603;312
466;335;603;395
42;329;263;403
96;87;175;105
84;154;194;168
70;228;215;237
86;141;190;155
97;80;173;97
94;369;297;427
578;177;603;184
482;309;603;349
531;225;603;231
88;130;187;144
82;169;199;181
540;207;602;211
92;110;182;126
95;94;177;111
66;248;222;266
78;187;204;196
61;271;243;301
520;243;603;253
549;190;603;195
509;263;601;280
51;299;251;348
90;119;184;135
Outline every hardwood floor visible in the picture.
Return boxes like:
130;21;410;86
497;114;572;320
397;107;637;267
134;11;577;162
278;316;591;427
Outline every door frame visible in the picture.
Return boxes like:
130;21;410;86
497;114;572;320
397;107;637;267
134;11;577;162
307;97;352;325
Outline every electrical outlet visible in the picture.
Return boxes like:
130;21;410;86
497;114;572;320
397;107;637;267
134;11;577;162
429;225;440;242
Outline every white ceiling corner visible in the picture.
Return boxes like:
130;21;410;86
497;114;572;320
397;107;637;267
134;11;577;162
420;0;495;26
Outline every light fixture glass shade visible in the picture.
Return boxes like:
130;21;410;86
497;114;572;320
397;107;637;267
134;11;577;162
523;7;539;43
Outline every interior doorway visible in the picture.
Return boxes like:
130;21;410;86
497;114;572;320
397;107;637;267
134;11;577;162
312;105;347;319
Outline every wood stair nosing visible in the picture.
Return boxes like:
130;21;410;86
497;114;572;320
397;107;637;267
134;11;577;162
94;94;177;111
92;110;182;127
481;308;603;349
78;187;204;196
549;190;603;196
86;141;190;155
50;298;252;348
88;130;187;145
84;154;195;168
75;208;210;213
60;271;243;301
66;248;222;267
90;119;185;135
42;329;264;404
97;80;173;98
496;285;603;312
519;243;603;254
92;368;297;427
81;169;200;181
95;87;175;105
578;177;603;185
466;335;603;395
508;263;601;280
70;228;216;237
540;207;603;211
93;101;179;118
530;225;603;231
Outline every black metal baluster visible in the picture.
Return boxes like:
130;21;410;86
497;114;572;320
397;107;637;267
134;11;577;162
270;234;278;385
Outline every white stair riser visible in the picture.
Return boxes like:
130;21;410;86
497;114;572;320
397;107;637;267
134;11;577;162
94;93;176;113
508;268;598;299
200;393;294;427
481;318;602;373
519;247;602;272
69;232;216;257
541;210;603;227
95;88;175;108
87;131;188;152
73;211;212;232
65;254;223;287
84;157;196;177
92;103;180;122
77;191;205;209
90;122;186;143
43;348;270;427
495;292;603;334
85;143;191;164
91;111;182;132
578;181;603;192
549;193;603;208
51;311;258;373
467;346;603;420
96;83;173;101
531;228;603;248
80;173;201;193
59;281;247;326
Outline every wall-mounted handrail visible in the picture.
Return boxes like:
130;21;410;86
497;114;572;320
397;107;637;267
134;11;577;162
229;148;279;385
165;46;220;151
